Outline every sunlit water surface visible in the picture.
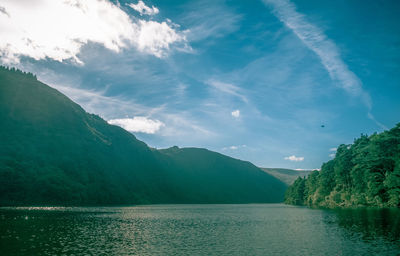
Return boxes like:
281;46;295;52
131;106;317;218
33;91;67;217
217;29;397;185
0;204;399;255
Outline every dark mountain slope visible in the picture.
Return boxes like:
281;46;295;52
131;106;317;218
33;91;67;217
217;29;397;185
0;67;286;205
158;147;286;203
0;67;170;205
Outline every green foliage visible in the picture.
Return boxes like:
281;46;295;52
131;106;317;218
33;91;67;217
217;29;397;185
0;67;286;205
285;124;400;208
284;177;305;205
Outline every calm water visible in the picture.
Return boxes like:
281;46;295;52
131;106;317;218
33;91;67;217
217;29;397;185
0;204;399;255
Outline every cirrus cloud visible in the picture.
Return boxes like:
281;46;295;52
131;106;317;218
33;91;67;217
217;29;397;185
108;117;165;134
262;0;387;130
0;0;188;64
207;79;248;103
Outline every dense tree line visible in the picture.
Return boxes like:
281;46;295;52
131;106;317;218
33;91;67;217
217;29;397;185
0;66;36;79
285;124;400;208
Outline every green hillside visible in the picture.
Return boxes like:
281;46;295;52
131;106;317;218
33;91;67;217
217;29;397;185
261;168;312;185
158;147;286;203
285;125;400;208
0;67;286;205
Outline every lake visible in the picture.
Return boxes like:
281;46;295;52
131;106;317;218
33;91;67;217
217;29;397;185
0;204;399;255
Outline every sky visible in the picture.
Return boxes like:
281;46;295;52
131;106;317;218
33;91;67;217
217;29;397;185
0;0;399;169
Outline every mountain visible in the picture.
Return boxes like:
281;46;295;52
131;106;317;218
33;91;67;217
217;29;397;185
284;125;400;208
158;147;286;203
261;168;312;185
0;67;286;205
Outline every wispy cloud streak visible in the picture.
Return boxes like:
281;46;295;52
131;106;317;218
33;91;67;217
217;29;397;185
180;0;241;42
207;79;248;103
263;0;387;129
263;0;361;95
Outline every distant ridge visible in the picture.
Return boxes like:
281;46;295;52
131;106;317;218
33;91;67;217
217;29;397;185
261;168;312;185
0;66;287;205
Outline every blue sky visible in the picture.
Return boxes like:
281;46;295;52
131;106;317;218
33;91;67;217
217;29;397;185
0;0;399;169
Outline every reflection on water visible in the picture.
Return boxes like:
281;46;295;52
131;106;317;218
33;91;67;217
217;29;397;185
0;204;399;255
331;207;400;243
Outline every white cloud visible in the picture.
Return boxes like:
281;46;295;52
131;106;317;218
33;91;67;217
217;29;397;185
231;109;240;118
207;80;248;103
329;147;337;152
284;155;304;162
108;116;164;134
329;153;336;158
128;1;159;16
222;145;246;151
0;0;188;63
137;20;188;58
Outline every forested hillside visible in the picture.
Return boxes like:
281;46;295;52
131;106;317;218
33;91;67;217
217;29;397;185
0;67;286;205
285;124;400;208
